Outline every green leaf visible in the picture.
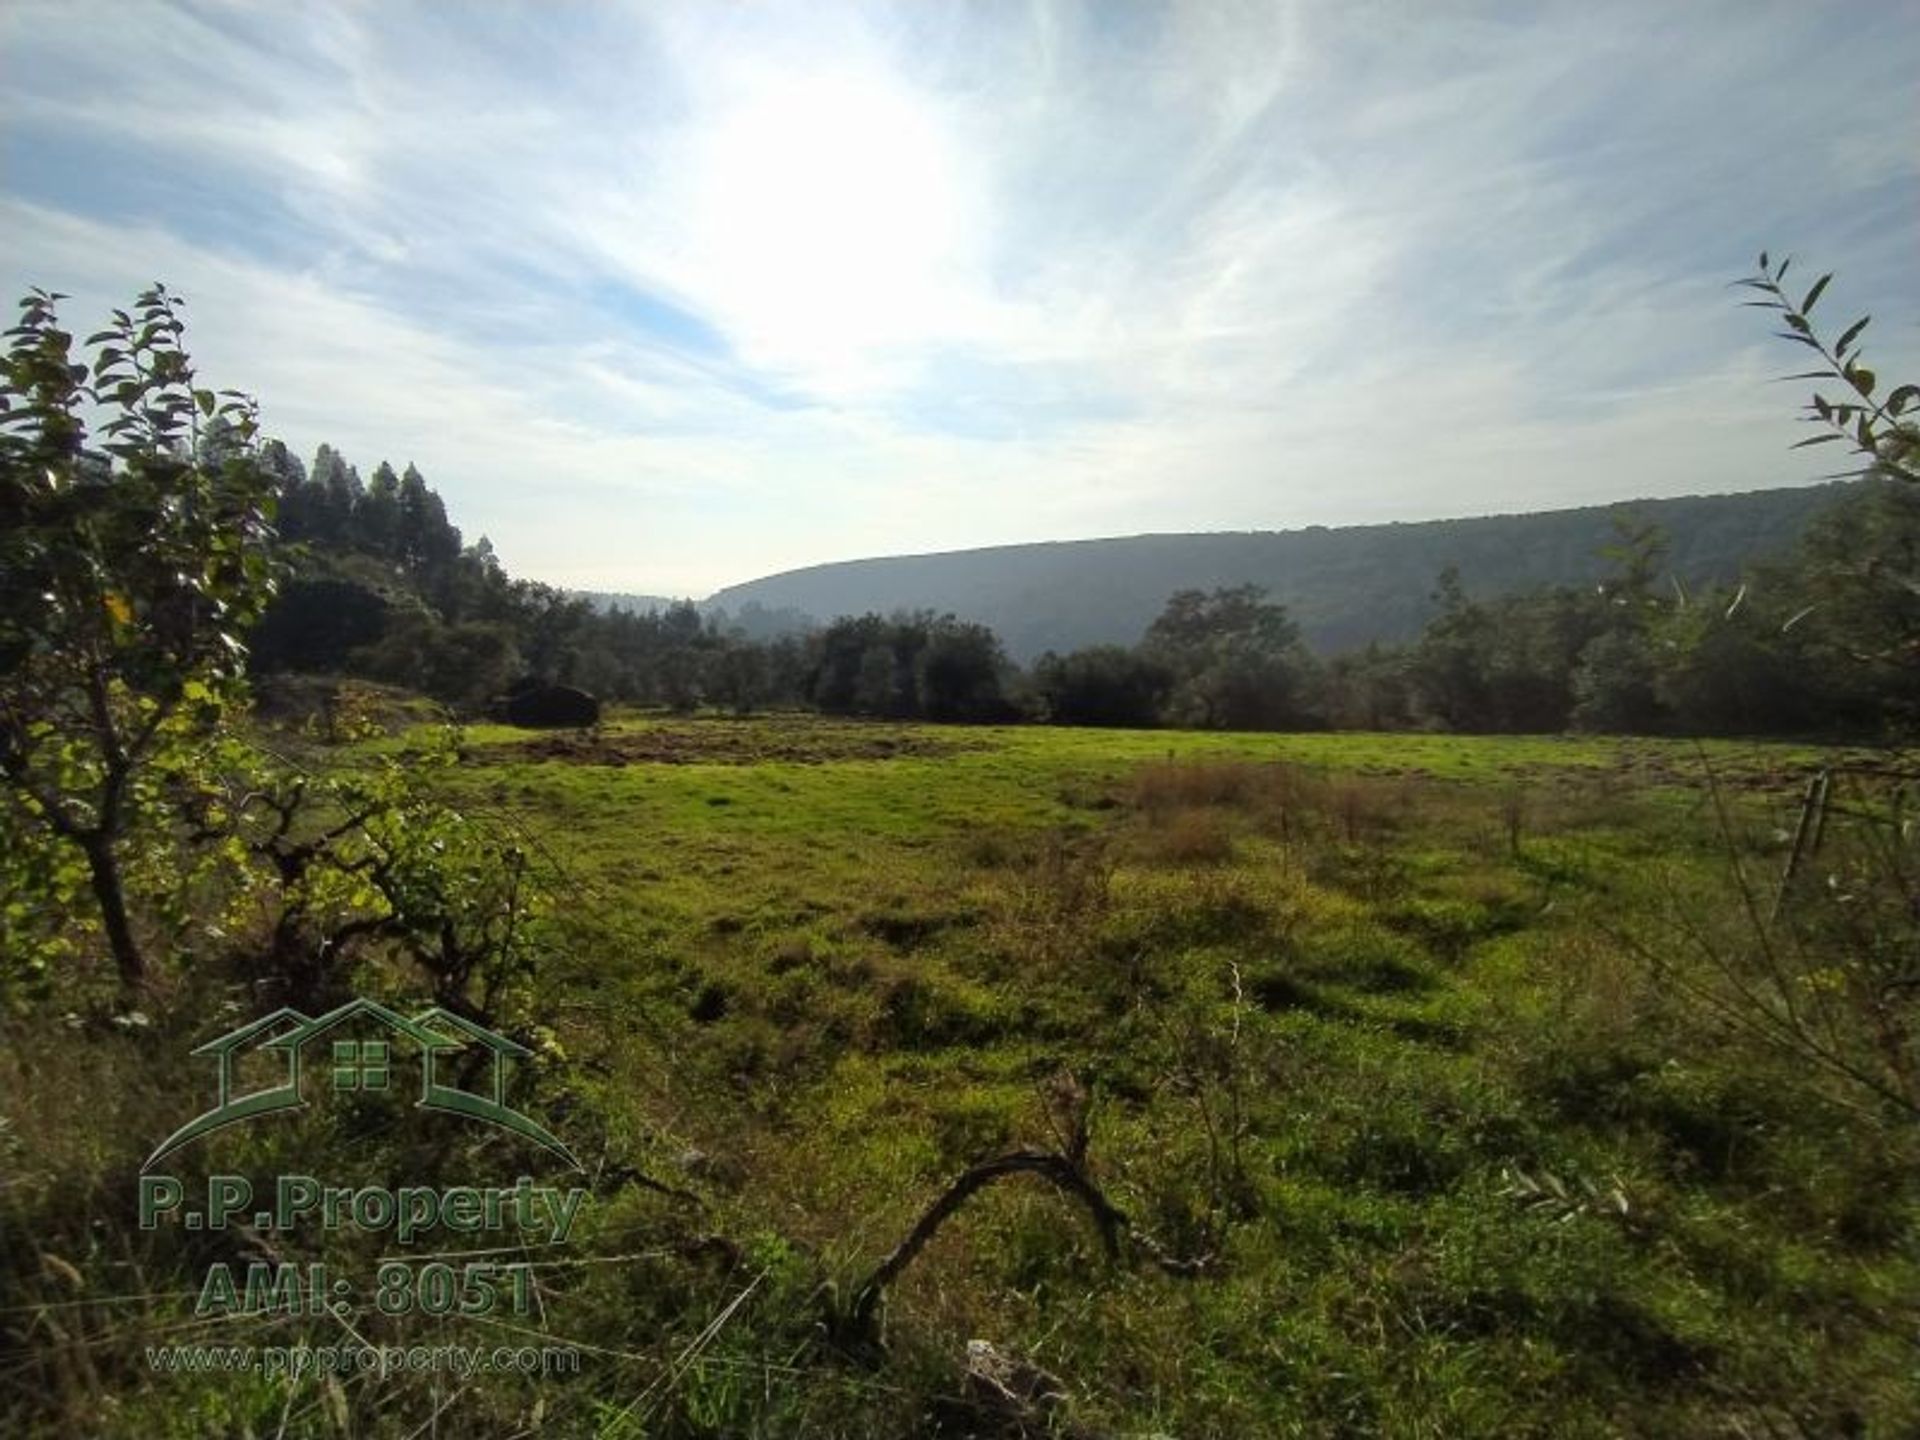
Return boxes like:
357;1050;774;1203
1790;433;1845;449
1886;384;1919;416
1800;273;1831;314
1835;315;1870;355
192;388;215;418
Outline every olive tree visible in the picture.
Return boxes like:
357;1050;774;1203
1736;252;1918;484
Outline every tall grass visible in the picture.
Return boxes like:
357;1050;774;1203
3;723;1915;1436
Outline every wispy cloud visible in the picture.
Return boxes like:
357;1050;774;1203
3;0;1914;594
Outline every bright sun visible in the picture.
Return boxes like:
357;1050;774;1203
684;73;973;383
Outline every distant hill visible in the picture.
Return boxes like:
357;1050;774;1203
576;591;690;615
707;484;1854;660
573;591;816;643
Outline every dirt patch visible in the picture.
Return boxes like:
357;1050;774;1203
466;719;971;768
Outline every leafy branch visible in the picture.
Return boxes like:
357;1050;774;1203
1735;252;1918;484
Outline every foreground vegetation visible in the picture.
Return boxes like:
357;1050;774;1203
6;710;1917;1436
4;268;1916;1435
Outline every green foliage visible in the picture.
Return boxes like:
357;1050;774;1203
1733;253;1920;731
1409;566;1498;730
469;723;1920;1432
8;717;1917;1436
0;286;277;987
1031;644;1172;726
247;574;389;674
805;610;1017;721
1571;628;1664;734
1143;584;1319;729
1320;641;1415;730
353;611;523;710
1737;251;1920;486
1787;480;1920;725
183;728;551;1018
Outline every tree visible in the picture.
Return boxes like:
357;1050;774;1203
249;575;390;674
1142;586;1316;730
1738;253;1919;729
808;614;893;716
802;612;1013;721
1775;480;1920;730
356;459;402;557
1570;628;1664;733
1653;576;1825;736
309;443;361;544
1569;513;1673;734
0;286;276;987
706;638;771;715
1322;643;1413;731
917;618;1013;721
398;462;460;574
258;437;305;492
1408;568;1495;731
1594;512;1667;608
1032;647;1172;728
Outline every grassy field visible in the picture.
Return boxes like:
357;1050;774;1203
6;713;1916;1437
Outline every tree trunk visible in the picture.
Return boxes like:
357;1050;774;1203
81;833;146;988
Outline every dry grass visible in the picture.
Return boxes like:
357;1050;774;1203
1130;759;1268;813
1129;757;1420;844
1142;807;1237;865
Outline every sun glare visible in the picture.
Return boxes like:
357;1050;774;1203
684;73;973;383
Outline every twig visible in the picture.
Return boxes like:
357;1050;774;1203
843;1146;1206;1344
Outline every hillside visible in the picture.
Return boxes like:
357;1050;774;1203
708;483;1853;658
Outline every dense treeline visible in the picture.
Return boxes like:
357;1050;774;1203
250;440;1916;738
248;442;1021;719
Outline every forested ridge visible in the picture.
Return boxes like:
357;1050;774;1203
705;484;1851;659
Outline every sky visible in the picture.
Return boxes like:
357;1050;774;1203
3;1;1916;597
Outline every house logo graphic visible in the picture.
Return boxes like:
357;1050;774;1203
144;998;580;1171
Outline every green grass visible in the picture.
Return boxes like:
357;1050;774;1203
5;714;1914;1437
